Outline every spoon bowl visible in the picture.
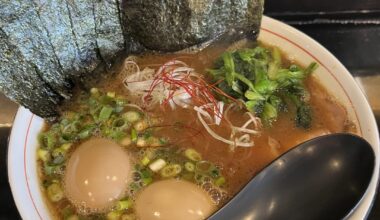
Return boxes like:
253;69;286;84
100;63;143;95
209;133;375;220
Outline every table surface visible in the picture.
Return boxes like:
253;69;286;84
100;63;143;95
1;10;380;219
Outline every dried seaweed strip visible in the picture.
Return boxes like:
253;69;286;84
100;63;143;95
0;1;72;98
0;1;29;26
94;0;125;66
123;0;263;51
34;0;82;76
66;0;101;73
0;30;61;118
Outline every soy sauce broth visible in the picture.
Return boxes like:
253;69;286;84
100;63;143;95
100;41;356;195
41;40;357;219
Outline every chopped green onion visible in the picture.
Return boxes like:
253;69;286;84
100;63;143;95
37;148;50;162
52;147;66;158
160;164;182;178
99;106;113;121
141;156;150;166
123;111;141;123
142;177;153;185
44;163;61;176
184;148;202;161
41;132;57;149
47;183;64;202
60;143;72;151
140;169;152;178
112;118;129;130
184;162;195;172
107;91;116;98
215;176;226;186
115;198;133;211
131;129;137;142
149;159;166;172
52;154;65;165
210;168;220;178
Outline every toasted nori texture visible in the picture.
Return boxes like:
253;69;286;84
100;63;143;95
0;1;72;98
123;0;264;51
0;30;61;118
34;0;82;76
0;0;264;118
94;0;125;66
66;0;101;73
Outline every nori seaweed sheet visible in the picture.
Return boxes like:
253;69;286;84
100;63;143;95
34;0;82;76
94;0;125;66
123;0;264;51
0;0;264;118
0;29;61;117
66;0;101;73
0;1;72;98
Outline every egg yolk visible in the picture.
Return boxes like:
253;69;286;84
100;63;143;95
135;179;216;220
64;138;131;211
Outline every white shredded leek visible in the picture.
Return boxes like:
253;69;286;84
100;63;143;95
195;105;254;148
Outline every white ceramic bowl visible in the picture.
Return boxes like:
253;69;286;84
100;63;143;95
8;16;379;220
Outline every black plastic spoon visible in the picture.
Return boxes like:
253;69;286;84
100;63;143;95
209;133;375;220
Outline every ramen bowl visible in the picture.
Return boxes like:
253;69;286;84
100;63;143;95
8;16;379;220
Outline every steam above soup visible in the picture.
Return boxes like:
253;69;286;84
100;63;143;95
37;42;355;219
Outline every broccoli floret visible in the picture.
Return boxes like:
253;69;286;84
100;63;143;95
295;103;312;129
245;100;265;116
207;45;317;129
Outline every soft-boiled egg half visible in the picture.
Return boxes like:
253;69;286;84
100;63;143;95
135;179;216;220
64;138;131;211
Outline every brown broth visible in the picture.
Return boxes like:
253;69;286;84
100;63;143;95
99;43;355;196
42;41;356;219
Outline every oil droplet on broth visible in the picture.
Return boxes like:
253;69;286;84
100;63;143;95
64;138;131;212
135;179;216;220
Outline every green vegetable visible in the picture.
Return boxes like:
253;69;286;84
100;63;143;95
116;198;133;211
215;176;226;186
37;148;50;162
296;103;312;129
184;162;195;172
99;106;113;121
160;164;182;177
123;111;141;123
39;132;57;149
131;128;137;142
208;45;318;127
112;118;129;130
44;163;62;176
184;148;202;161
142;177;153;185
141;156;150;166
47;183;64;202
